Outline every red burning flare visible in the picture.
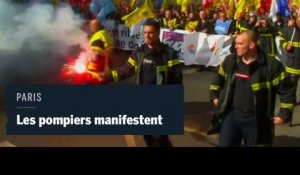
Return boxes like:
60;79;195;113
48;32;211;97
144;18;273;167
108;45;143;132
61;51;104;84
74;60;87;74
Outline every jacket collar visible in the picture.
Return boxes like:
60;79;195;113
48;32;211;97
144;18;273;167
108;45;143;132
140;42;165;52
235;47;267;66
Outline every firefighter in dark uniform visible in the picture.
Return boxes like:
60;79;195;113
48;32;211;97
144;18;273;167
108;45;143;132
101;19;182;147
88;19;112;84
279;16;300;126
255;18;277;58
279;16;300;85
208;30;295;146
274;13;285;36
234;12;250;34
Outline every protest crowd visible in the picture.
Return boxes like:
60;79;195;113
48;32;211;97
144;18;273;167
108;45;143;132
8;0;300;63
7;0;299;34
5;0;300;147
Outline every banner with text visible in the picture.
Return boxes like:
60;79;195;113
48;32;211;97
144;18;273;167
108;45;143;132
103;21;284;66
160;29;233;66
102;20;234;66
103;20;144;50
161;30;186;62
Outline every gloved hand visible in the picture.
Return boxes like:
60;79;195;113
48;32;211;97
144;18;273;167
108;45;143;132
87;70;106;84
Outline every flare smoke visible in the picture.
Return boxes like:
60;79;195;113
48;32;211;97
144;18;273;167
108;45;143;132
0;1;89;84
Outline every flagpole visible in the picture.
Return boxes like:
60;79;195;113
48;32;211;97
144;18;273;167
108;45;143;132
290;11;296;43
290;27;296;43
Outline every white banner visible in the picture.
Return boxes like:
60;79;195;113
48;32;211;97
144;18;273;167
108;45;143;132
103;21;234;66
103;21;285;67
206;35;233;67
161;29;233;66
103;20;143;50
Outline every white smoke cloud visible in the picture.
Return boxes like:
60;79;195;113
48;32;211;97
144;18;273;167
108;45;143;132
0;1;90;84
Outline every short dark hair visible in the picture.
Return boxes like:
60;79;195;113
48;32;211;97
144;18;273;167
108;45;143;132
144;19;161;32
239;29;259;43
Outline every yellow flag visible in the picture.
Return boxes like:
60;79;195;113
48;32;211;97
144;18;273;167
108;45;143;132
122;0;155;28
234;0;245;19
234;0;260;19
176;0;183;5
214;0;225;8
245;0;261;12
227;0;235;18
162;0;170;9
181;0;191;13
293;0;300;8
129;0;137;10
255;0;261;9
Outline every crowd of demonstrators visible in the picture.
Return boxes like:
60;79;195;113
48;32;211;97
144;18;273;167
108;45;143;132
7;0;300;147
149;5;288;63
7;0;300;99
8;1;299;39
